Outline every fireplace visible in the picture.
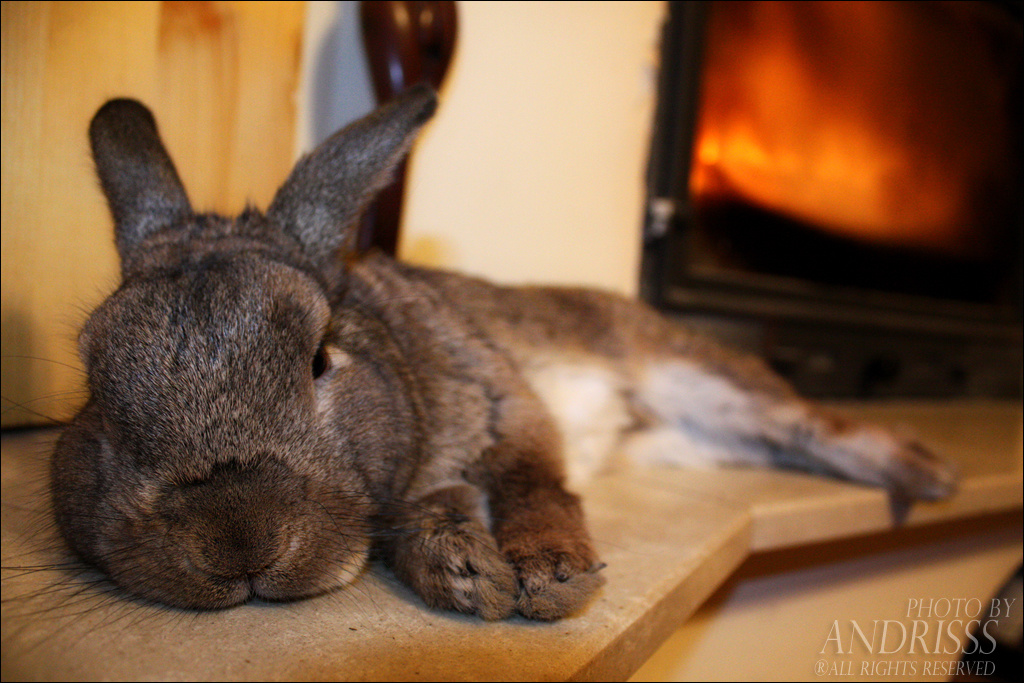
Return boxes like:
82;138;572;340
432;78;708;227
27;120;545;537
641;0;1023;398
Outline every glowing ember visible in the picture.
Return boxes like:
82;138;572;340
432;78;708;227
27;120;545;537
690;1;1015;259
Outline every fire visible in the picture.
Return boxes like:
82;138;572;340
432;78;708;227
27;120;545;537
690;1;1014;258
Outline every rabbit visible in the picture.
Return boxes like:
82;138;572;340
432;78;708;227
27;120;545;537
49;84;956;623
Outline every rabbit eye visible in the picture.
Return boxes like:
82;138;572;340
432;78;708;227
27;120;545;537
312;342;330;379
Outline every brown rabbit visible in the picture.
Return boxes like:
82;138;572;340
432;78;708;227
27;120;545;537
50;85;955;622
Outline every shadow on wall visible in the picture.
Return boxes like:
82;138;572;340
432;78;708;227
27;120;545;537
308;0;376;148
1;309;35;425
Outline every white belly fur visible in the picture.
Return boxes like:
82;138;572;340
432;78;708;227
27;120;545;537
523;357;776;490
523;359;633;490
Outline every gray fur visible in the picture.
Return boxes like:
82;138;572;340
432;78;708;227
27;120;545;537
50;88;955;622
268;84;438;266
89;99;193;261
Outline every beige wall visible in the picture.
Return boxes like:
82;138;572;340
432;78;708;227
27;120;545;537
396;1;665;295
297;1;666;294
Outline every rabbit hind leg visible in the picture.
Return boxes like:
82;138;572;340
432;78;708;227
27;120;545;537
627;358;956;500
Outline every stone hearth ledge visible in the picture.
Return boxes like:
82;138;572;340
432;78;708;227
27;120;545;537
1;400;1020;681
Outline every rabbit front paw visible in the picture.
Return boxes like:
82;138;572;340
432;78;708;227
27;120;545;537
504;536;606;621
388;487;518;620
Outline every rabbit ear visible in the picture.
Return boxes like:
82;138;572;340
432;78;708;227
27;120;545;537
268;83;437;264
89;99;193;258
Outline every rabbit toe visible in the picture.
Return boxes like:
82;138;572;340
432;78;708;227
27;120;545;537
512;550;607;621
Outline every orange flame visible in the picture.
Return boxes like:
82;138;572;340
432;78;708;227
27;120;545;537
690;1;1014;258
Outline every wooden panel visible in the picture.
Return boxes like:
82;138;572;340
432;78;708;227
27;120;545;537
1;1;305;427
157;1;305;214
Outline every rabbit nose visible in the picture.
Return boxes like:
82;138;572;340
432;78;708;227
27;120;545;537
161;459;301;582
192;512;283;581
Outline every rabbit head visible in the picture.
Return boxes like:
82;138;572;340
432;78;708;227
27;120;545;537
51;87;437;609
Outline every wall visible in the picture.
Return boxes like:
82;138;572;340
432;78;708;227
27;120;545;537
295;1;376;154
299;0;667;295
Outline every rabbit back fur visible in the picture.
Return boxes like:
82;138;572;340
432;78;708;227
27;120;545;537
356;255;955;495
